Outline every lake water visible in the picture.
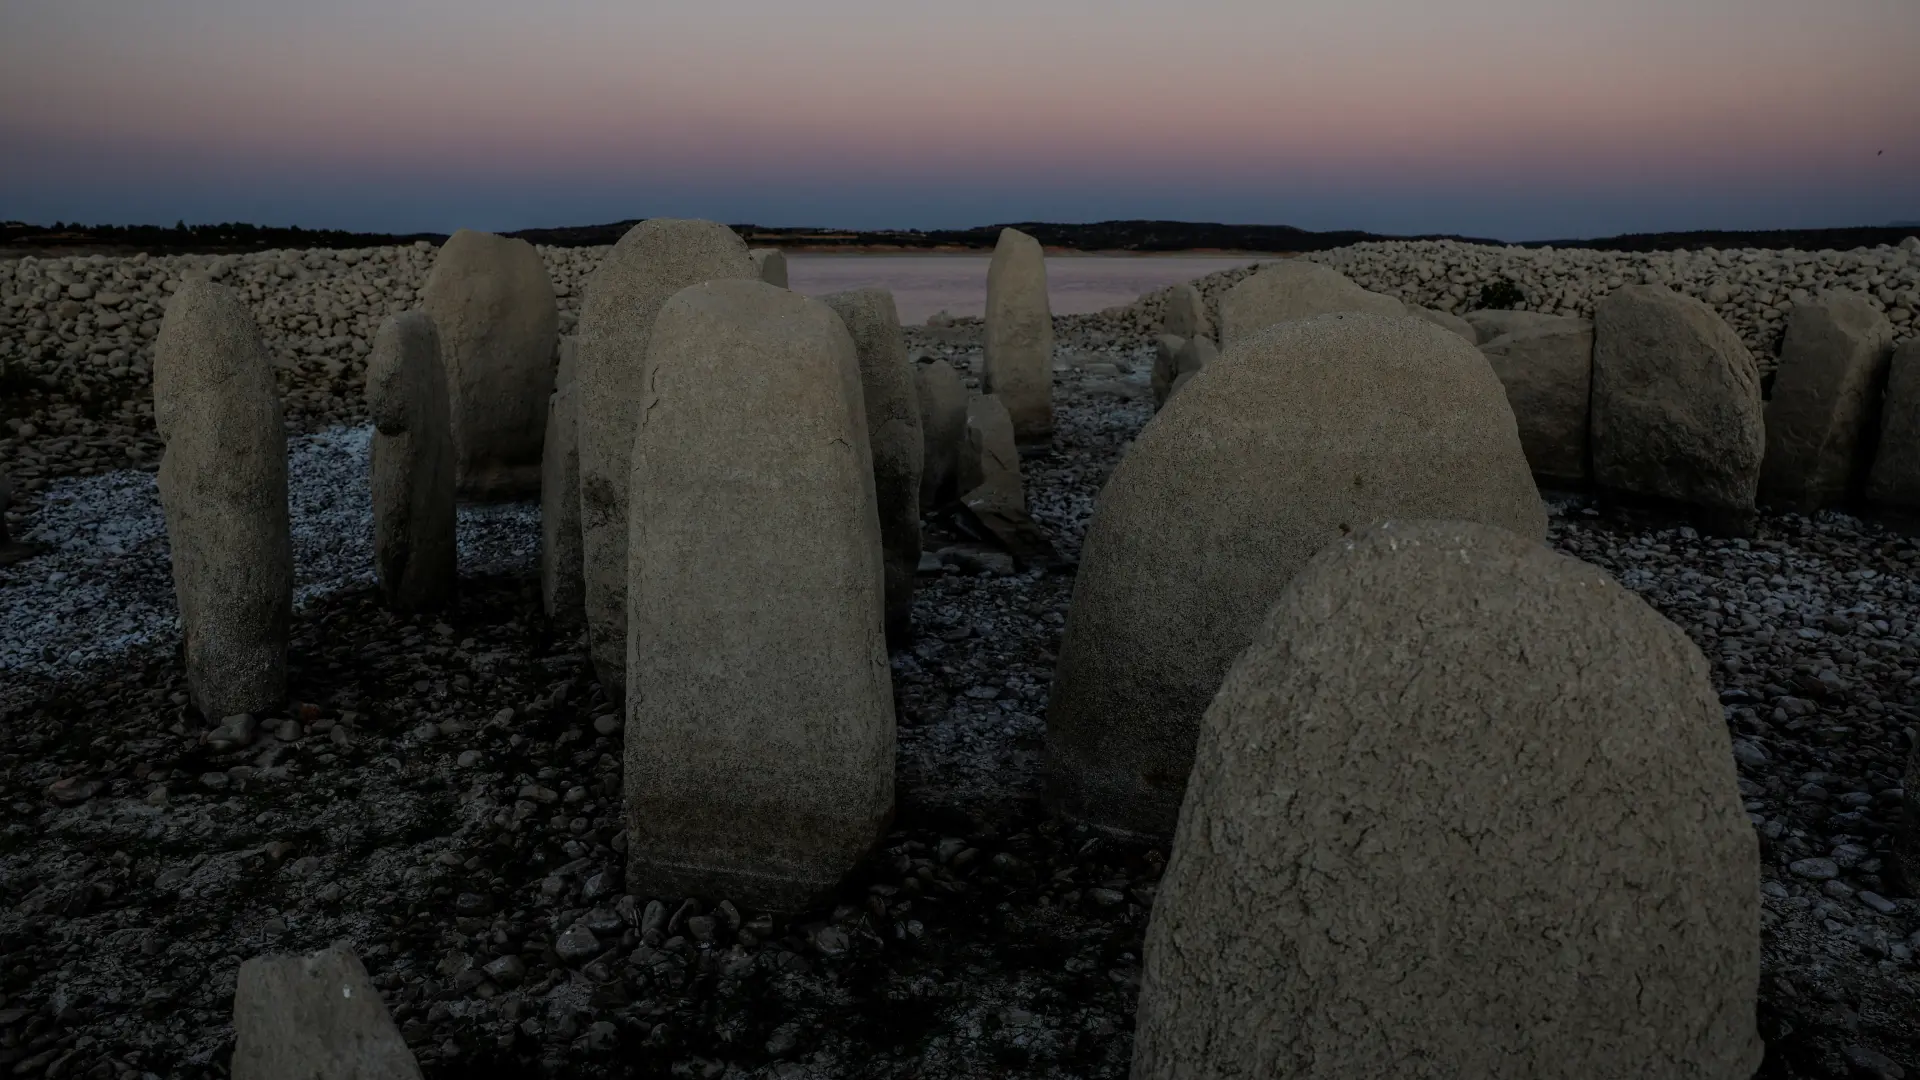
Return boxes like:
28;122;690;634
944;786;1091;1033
785;254;1261;326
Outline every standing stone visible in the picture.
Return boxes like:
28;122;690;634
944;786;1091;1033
1150;334;1187;407
821;288;923;646
1413;304;1478;343
1048;313;1544;838
1761;291;1896;512
541;336;584;623
1218;260;1406;349
153;276;292;720
1132;520;1760;1080
751;248;789;288
626;280;894;911
576;220;758;702
1155;337;1217;411
916;358;968;510
1867;339;1920;510
1591;284;1765;523
420;229;559;500
1163;282;1211;342
957;394;1024;510
232;944;422;1080
1464;307;1565;345
1479;316;1595;487
983;227;1054;441
366;312;456;613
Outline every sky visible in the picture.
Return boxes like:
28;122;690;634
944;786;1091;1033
2;0;1917;242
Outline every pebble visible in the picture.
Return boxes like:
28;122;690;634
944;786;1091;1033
1790;857;1840;881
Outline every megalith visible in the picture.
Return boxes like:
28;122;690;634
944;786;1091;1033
1163;282;1211;342
821;287;924;646
1217;260;1405;349
1133;519;1761;1080
626;279;894;911
916;357;969;510
1760;291;1896;512
957;393;1024;511
419;228;559;500
1591;284;1765;522
541;336;584;623
1413;304;1478;343
1155;336;1216;411
153;276;293;720
1151;334;1186;407
751;248;789;288
232;945;422;1080
366;311;456;613
1047;313;1544;838
983;227;1054;441
576;219;758;702
1867;339;1920;511
1479;316;1595;487
1464;307;1565;345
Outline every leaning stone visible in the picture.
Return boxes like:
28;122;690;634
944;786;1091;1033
1480;316;1595;487
1218;260;1406;349
821;288;924;646
420;229;559;500
1867;339;1920;511
1464;308;1565;345
983;227;1054;440
1591;284;1765;523
1413;305;1478;343
626;279;893;912
154;276;292;720
1048;313;1543;838
915;358;968;510
957;394;1024;511
1761;291;1896;512
1132;520;1760;1080
231;944;421;1080
1163;283;1211;342
576;219;758;701
1151;334;1187;407
751;248;789;288
367;312;456;613
541;337;584;623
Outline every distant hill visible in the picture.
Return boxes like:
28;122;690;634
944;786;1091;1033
4;217;1916;257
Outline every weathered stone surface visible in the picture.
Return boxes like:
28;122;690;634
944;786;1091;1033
957;394;1024;512
153;276;292;719
751;248;788;288
541;336;584;623
1761;291;1896;512
983;227;1054;440
232;944;422;1080
1868;339;1920;510
1591;284;1765;518
1048;313;1543;838
625;279;893;911
1414;304;1478;343
1479;316;1595;486
1150;334;1186;407
366;311;456;613
1133;520;1760;1080
821;288;923;646
1464;307;1565;344
1163;283;1211;342
915;357;968;510
1219;260;1405;350
419;229;559;500
1156;336;1217;410
576;219;758;702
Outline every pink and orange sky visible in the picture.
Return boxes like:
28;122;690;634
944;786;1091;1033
3;0;1916;241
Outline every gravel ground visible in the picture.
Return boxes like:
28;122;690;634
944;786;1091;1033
1;319;1918;1079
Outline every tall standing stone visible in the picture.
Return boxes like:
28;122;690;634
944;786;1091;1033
153;276;292;720
1479;316;1595;487
1760;291;1896;512
1163;282;1211;342
751;248;789;288
576;220;758;702
957;394;1024;509
1133;520;1760;1080
232;945;422;1080
542;336;584;623
419;229;560;500
1218;260;1405;349
366;312;456;613
1048;313;1544;838
916;357;968;510
626;279;894;911
983;227;1054;441
1591;284;1765;523
821;288;923;646
1867;339;1920;510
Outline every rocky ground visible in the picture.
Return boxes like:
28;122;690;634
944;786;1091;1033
3;306;1920;1078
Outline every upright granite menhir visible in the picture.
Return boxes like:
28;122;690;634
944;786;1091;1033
1761;291;1896;513
153;276;293;719
576;220;759;702
625;279;894;911
420;229;560;500
983;227;1053;441
366;312;456;613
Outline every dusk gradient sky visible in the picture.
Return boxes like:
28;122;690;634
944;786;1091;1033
3;0;1917;241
